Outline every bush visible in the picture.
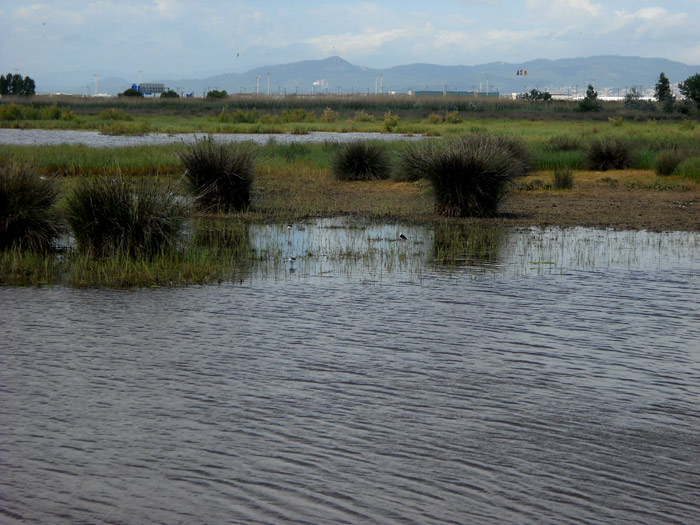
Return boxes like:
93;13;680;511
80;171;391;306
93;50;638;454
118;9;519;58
178;136;257;212
553;167;574;189
428;113;443;124
320;107;340;122
655;150;686;176
0;163;63;251
64;176;186;258
383;111;399;131
445;111;463;123
353;110;374;122
332;140;391;181
402;134;528;217
586;138;634;171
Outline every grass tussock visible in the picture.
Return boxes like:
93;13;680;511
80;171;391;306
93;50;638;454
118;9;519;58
654;150;685;176
179;136;257;212
553;166;575;189
332;140;391;181
586;137;634;171
400;134;530;217
0;163;63;251
64;175;187;258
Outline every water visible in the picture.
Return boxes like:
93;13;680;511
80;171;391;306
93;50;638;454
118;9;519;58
0;128;425;148
2;226;700;524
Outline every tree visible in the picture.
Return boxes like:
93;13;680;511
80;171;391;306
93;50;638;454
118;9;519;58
0;72;36;95
579;84;601;112
654;73;673;102
654;72;675;113
679;73;700;108
206;89;228;99
119;88;143;97
161;89;179;98
522;88;552;101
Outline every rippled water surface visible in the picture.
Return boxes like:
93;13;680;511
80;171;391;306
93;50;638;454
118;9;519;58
0;128;424;147
2;227;700;524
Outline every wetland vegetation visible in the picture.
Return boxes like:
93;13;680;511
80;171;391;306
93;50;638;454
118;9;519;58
1;94;698;287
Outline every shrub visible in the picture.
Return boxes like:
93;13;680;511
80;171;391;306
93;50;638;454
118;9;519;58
332;140;391;181
402;134;528;217
553;167;574;189
64;175;186;258
445;111;463;123
679;120;696;131
353;110;374;122
320;107;340;122
654;150;685;176
586;138;634;171
0;163;63;251
282;109;315;123
178;136;257;212
428;113;443;124
383;111;399;131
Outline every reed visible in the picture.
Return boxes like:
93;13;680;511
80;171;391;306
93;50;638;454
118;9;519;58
0;162;63;251
178;136;257;212
64;175;187;257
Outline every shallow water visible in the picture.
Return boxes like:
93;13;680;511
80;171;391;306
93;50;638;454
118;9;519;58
0;128;424;148
2;226;700;523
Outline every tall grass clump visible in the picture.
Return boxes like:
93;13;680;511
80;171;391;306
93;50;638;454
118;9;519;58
553;166;575;189
179;136;257;212
586;137;634;171
64;175;186;258
401;135;529;217
332;140;391;181
0;163;63;251
654;150;685;176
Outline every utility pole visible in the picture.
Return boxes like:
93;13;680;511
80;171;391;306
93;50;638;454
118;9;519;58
374;78;378;95
380;74;384;94
267;72;270;95
93;74;98;95
256;76;261;95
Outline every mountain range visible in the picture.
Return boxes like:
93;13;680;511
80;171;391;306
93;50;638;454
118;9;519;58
40;55;700;97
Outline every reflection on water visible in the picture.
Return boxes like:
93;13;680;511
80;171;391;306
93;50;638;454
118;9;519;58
2;225;700;523
0;128;425;147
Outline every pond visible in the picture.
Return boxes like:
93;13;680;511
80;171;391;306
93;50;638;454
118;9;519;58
0;128;425;147
2;225;699;523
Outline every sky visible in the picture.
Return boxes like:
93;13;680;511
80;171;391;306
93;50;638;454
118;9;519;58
2;0;700;81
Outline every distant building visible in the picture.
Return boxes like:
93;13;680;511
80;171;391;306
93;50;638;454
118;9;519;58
132;83;166;95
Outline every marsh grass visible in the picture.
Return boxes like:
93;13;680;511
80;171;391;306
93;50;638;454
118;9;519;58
179;136;257;212
0;163;63;251
402;135;529;217
654;150;686;176
332;140;391;181
64;175;187;258
553;166;575;189
586;137;634;171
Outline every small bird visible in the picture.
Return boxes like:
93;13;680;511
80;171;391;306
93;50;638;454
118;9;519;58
399;233;408;241
288;256;297;263
286;224;293;230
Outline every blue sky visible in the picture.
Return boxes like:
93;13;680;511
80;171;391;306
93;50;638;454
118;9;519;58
2;0;699;80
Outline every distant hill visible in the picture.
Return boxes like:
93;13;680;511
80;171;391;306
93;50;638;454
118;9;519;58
48;55;700;96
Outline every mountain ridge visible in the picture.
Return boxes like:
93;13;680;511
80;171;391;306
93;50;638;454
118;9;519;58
44;55;700;96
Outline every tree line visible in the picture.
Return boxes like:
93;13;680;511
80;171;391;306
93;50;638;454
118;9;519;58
0;73;36;96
